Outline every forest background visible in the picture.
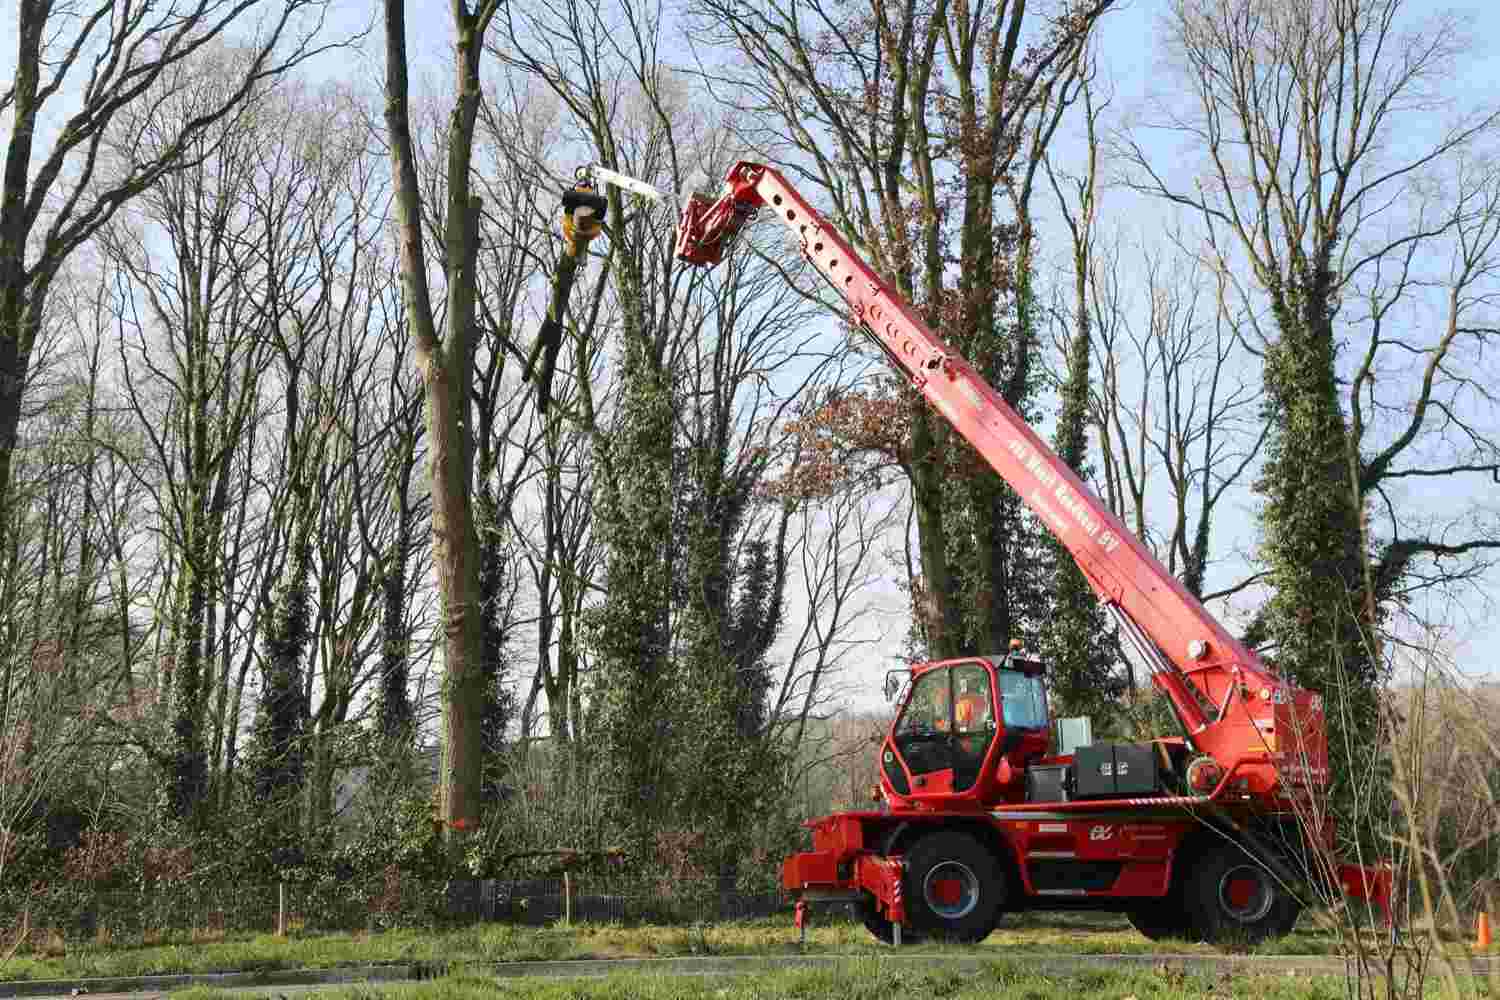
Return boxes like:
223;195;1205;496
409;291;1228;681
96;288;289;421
1;0;1498;923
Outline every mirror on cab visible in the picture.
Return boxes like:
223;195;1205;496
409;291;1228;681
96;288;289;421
883;669;908;702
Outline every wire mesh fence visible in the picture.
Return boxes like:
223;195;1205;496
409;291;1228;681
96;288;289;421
446;876;788;925
1;875;794;946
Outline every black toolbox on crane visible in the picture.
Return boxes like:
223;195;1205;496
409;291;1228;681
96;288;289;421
1073;743;1159;798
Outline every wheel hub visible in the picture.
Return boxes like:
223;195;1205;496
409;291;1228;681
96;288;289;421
1217;863;1274;923
922;860;981;919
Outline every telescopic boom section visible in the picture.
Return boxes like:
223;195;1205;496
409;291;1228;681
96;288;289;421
676;162;1327;803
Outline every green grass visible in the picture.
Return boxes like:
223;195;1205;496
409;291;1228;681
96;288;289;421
163;959;1383;1000
0;912;1378;983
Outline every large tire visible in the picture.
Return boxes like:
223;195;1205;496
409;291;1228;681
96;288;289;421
901;831;1005;943
1126;897;1192;941
1182;843;1302;945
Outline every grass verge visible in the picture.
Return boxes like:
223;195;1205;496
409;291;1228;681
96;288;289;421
0;912;1379;983
164;958;1384;1000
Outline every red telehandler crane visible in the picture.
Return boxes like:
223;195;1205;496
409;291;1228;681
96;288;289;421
672;162;1392;945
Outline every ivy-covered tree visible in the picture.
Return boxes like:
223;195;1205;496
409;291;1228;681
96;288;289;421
249;573;310;854
584;311;675;843
1128;0;1500;774
476;502;519;803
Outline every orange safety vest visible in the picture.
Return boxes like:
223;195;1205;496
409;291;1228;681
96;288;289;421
955;693;986;730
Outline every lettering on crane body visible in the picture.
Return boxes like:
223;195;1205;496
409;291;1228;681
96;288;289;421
1008;437;1121;554
1029;489;1069;537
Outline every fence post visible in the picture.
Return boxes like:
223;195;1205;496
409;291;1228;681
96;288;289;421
277;882;287;937
563;872;572;926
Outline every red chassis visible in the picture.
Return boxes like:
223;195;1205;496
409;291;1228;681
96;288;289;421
782;804;1392;933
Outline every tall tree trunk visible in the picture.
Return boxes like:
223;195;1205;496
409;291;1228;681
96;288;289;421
377;543;414;747
251;513;314;847
476;483;515;803
0;4;45;555
171;544;210;820
1259;272;1375;715
383;0;501;842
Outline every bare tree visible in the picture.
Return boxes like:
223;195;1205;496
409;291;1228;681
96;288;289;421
762;401;908;759
100;70;284;818
1037;69;1121;717
0;0;343;564
518;412;600;745
1087;239;1268;604
468;91;556;801
348;267;431;760
229;81;387;843
469;83;593;750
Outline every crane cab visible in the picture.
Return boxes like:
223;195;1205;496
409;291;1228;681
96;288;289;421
879;650;1052;811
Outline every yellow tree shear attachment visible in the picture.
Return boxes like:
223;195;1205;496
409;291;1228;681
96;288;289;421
522;170;609;414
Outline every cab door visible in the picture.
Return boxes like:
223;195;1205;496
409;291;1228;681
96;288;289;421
892;663;998;795
892;667;953;792
949;662;997;792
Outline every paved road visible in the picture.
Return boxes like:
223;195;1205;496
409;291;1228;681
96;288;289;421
6;952;1497;999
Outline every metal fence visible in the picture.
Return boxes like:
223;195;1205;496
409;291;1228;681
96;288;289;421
1;876;792;945
447;876;787;925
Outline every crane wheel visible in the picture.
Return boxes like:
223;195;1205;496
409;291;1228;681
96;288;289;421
1125;898;1191;941
901;831;1004;942
1183;842;1302;945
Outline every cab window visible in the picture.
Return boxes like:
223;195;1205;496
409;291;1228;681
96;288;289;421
896;668;950;734
952;663;993;733
999;670;1048;729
